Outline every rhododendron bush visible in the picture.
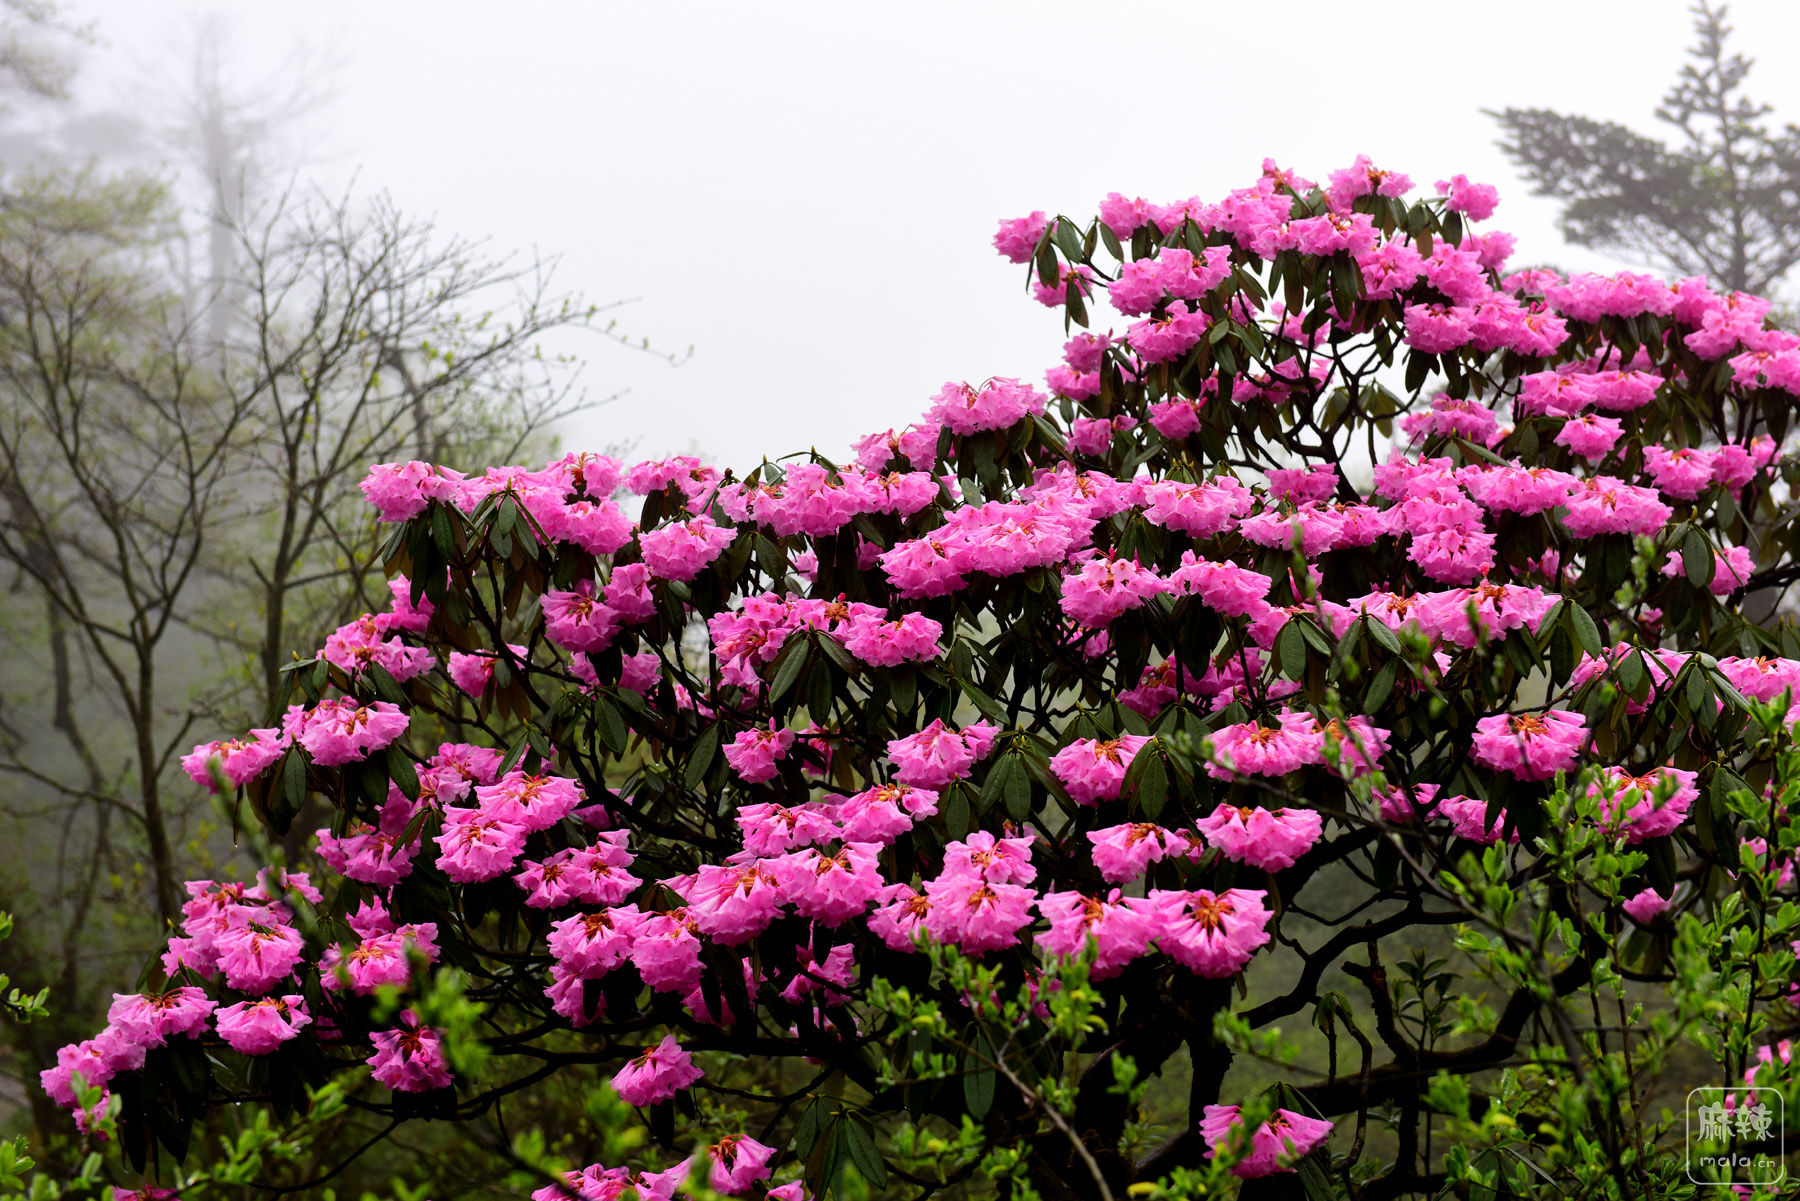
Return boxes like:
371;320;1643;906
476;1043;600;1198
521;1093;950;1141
43;159;1800;1200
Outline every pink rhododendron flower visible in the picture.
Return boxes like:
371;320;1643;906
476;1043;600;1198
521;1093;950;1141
368;1013;452;1092
476;771;585;832
1147;396;1204;438
1049;734;1153;804
1142;477;1253;536
778;842;886;926
1422;240;1489;305
292;699;409;767
1437;174;1499;220
1470;710;1587;781
943;829;1038;885
320;924;439;995
1086;823;1192;883
434;807;528;882
359;461;465;522
1148;888;1274;977
1460;464;1575;514
1358;237;1425;298
1560;477;1673;538
868;882;933;951
993;211;1048;263
1196;805;1324;871
1167;554;1273;616
1552;414;1623;462
612;1034;703;1105
1206;713;1326;780
886;719;999;788
1309;715;1387;779
921;874;1036;954
1375;782;1441;824
383;575;435;633
1240;504;1346;557
1716;654;1800;702
1036;890;1157;978
548;908;642;979
1126;306;1210;363
1436;795;1511;844
531;1166;636;1201
516;842;640;909
213;916;305;993
737;801;839;855
638;515;737;582
214;995;312;1055
842;611;944;666
1420;582;1560;648
315;801;421;888
1199;1105;1334;1177
629;911;704;993
1406;523;1497;585
181;728;285;792
321;613;433;682
1402;303;1473;353
1401;394;1504;448
1066;414;1136;455
1622;887;1672;924
544;583;621;653
1098;192;1153;238
1032;263;1093;308
1327;155;1412;210
709;1134;776;1194
106;987;215;1048
723;723;796;784
685;862;785;944
834;783;938;844
40;1038;121;1106
1642;445;1716;500
1590;766;1697;842
928;377;1046;435
447;650;500;697
1660;543;1754;595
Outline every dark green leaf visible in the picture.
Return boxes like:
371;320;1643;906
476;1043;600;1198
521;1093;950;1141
595;699;628;755
430;504;456;557
1363;659;1398;714
1683;526;1715;589
280;750;308;820
1276;619;1306;680
1617;650;1649;701
844;1118;887;1188
387;747;419;801
768;636;809;704
979;752;1014;816
1135;752;1168;819
817;633;859;677
1002;753;1032;821
944;786;971;840
963;1047;996;1119
684;724;721;791
1567;603;1604;657
1365;618;1403;655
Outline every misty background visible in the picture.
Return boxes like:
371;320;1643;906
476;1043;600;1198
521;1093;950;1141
40;0;1800;472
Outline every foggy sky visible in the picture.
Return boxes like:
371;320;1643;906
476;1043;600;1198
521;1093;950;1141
59;0;1800;472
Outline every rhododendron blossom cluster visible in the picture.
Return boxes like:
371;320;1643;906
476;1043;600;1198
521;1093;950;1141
62;161;1800;1199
